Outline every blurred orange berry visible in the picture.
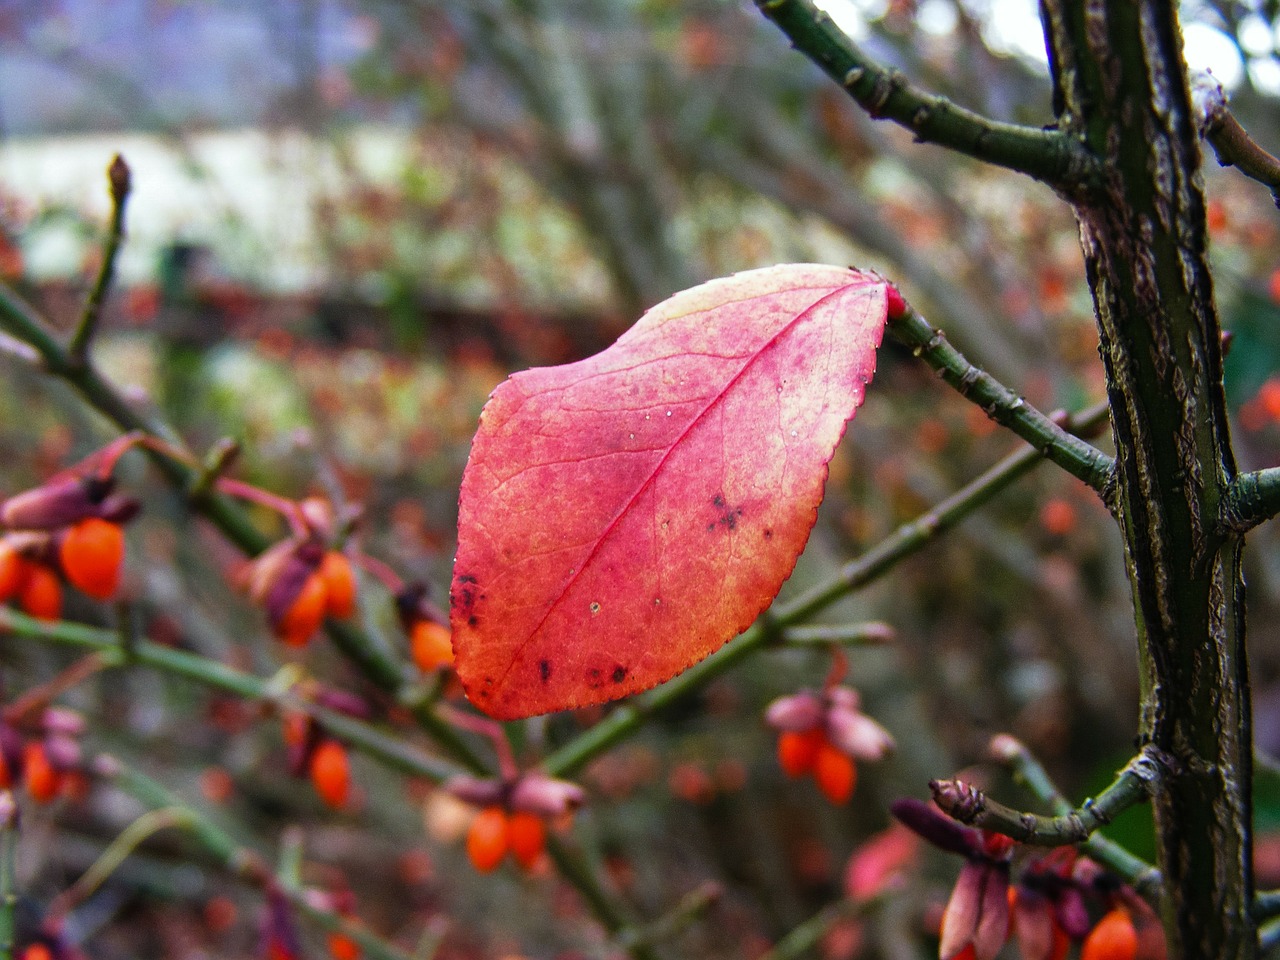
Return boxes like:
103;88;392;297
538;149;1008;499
1206;198;1228;234
310;739;351;809
59;517;124;600
19;564;61;622
1081;907;1138;960
23;742;61;803
328;931;362;960
777;728;825;778
467;805;509;873
319;552;357;619
278;573;328;647
1039;498;1077;537
1258;379;1280;421
410;620;453;672
203;895;239;933
200;766;235;805
507;810;547;870
21;945;53;960
0;541;23;601
813;740;857;805
1270;267;1280;306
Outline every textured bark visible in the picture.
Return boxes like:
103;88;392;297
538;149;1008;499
1041;2;1254;956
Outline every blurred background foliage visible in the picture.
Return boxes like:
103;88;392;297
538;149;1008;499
1;1;1280;957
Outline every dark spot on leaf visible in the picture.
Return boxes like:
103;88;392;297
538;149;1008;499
709;495;745;532
612;665;627;683
452;574;480;620
764;528;773;539
539;660;551;683
468;616;478;626
586;667;604;687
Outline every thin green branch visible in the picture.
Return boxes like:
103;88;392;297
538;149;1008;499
888;303;1115;495
756;901;859;960
0;793;15;960
930;741;1165;845
989;734;1162;903
1221;468;1280;535
543;400;1109;777
0;609;466;784
778;621;895;646
753;0;1101;195
0;281;485;771
101;760;418;960
545;836;661;960
1196;81;1280;207
69;155;131;362
614;882;721;954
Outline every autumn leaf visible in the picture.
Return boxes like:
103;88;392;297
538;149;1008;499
451;264;888;718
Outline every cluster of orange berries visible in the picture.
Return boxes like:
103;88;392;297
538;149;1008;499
892;799;1163;960
0;471;138;621
0;709;87;805
766;685;894;805
447;771;584;874
281;690;370;811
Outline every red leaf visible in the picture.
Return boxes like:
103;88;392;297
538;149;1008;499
451;265;887;718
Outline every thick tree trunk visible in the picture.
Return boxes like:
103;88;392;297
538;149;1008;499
1040;3;1254;956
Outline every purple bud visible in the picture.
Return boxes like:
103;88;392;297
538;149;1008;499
826;686;861;711
42;733;82;771
42;707;86;737
315;688;372;719
444;774;505;808
509;773;586;817
825;708;894;760
764;691;823;731
890;797;984;858
930;778;986;824
1054;885;1092;939
95;494;141;525
2;476;113;531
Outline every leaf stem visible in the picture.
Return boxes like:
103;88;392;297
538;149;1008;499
753;0;1100;195
888;303;1115;495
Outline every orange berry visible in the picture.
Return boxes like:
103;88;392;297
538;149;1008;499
22;946;53;960
410;620;453;672
777;728;824;778
813;739;857;805
19;564;61;622
0;541;23;601
1039;498;1077;536
319;552;357;619
310;739;351;810
277;573;328;647
507;810;547;870
328;931;362;960
23;741;62;804
1270;266;1280;306
1082;907;1138;960
1258;378;1280;421
466;805;509;873
59;517;124;600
